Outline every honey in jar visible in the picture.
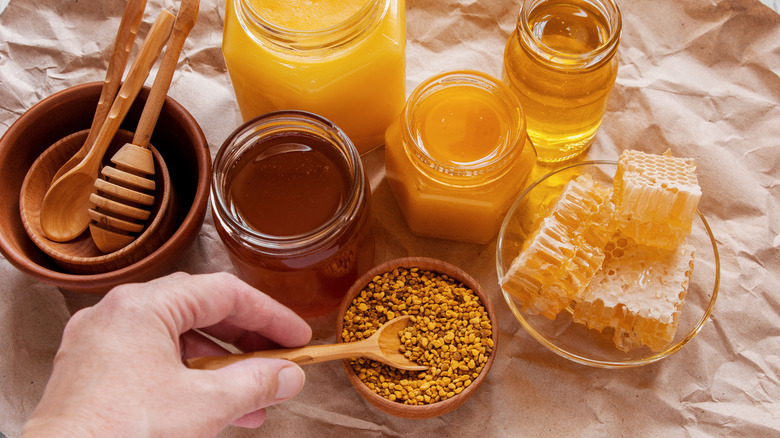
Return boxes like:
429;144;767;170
384;71;537;244
212;111;374;318
222;0;405;155
502;0;621;163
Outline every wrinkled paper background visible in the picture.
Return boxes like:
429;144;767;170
1;0;779;436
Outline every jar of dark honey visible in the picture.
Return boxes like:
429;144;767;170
211;111;374;318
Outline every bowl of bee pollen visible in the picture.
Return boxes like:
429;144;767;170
336;257;498;419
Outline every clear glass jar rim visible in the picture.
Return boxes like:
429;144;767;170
517;0;622;66
211;110;367;252
235;0;387;51
402;70;527;181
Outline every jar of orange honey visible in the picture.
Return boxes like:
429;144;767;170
384;71;537;244
211;111;375;318
222;0;405;155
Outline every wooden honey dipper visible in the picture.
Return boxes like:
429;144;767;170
88;0;199;253
39;11;175;243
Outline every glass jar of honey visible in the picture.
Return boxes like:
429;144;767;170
384;70;537;244
211;111;375;318
502;0;621;163
222;0;405;155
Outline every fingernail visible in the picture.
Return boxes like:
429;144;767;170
275;365;305;401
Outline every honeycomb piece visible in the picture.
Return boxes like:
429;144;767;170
500;174;616;319
572;231;695;352
613;149;701;250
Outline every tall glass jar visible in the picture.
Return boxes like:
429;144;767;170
502;0;621;163
211;111;375;319
384;71;537;244
222;0;405;155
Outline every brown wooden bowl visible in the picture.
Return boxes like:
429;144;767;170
19;129;175;274
336;257;499;419
0;82;211;294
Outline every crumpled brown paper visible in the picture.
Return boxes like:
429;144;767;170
1;0;779;436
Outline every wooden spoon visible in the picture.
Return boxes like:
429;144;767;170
88;0;200;253
185;315;428;372
50;0;148;184
39;10;175;242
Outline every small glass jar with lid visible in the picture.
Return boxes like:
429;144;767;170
502;0;621;163
384;70;537;244
211;111;375;319
222;0;406;155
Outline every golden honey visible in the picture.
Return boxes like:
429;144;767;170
385;71;536;244
222;0;405;155
502;0;621;163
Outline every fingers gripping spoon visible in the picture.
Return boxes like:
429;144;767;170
39;10;176;242
89;0;200;253
51;0;148;184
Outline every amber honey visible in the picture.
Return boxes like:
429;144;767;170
228;134;349;236
212;112;374;318
503;0;621;163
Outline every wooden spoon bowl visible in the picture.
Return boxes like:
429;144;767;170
20;128;176;274
336;257;499;419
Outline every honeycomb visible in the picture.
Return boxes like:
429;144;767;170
571;231;695;352
500;174;616;319
613;149;701;250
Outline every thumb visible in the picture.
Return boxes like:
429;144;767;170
194;359;306;428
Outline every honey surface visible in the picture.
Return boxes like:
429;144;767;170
416;85;509;166
228;134;348;236
529;2;609;56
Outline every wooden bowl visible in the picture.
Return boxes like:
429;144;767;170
336;257;499;419
0;82;211;294
19;129;175;274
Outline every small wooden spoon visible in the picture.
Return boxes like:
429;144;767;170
89;0;200;253
50;0;148;184
185;315;428;372
39;10;175;242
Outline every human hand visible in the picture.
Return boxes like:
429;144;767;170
22;272;312;437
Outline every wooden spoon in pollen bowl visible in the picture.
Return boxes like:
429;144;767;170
88;0;200;253
185;315;428;372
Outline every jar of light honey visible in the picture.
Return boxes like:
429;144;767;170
384;71;537;244
502;0;621;163
211;111;375;318
222;0;405;155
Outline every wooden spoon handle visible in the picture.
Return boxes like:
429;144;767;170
84;10;175;175
50;0;147;184
85;0;147;149
133;0;199;148
186;340;372;371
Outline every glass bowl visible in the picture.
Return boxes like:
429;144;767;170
495;161;720;368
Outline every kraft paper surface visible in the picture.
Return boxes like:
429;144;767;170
1;0;779;436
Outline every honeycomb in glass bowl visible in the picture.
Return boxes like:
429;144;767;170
571;231;695;352
499;173;616;319
613;149;701;250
